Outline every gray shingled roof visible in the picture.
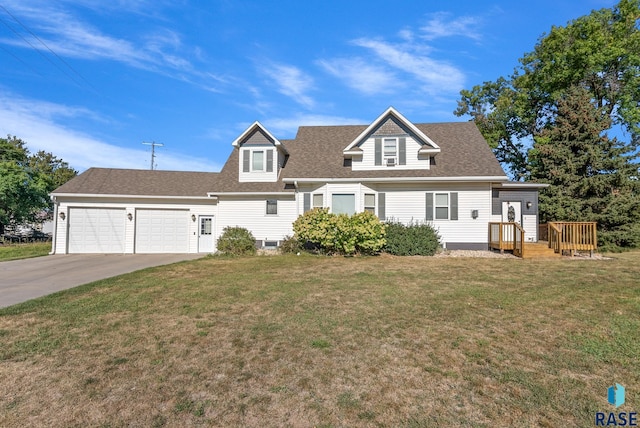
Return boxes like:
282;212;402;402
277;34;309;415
53;168;220;197
53;121;506;196
282;122;506;179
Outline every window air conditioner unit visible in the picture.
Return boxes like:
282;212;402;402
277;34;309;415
385;157;396;166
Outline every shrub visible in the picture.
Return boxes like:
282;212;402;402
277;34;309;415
292;208;386;255
279;235;302;254
216;226;256;255
384;221;440;256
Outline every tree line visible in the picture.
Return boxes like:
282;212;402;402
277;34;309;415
0;136;77;235
455;0;640;250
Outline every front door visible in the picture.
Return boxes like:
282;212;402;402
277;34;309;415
198;216;214;253
502;201;522;225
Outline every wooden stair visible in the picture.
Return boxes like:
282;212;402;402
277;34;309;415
522;241;561;259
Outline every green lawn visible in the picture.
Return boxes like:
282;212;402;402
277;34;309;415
0;242;51;261
1;252;639;427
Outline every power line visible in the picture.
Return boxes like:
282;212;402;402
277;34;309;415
0;42;43;77
0;4;97;93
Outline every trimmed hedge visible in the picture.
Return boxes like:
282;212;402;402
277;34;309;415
216;226;256;255
384;221;440;256
292;208;386;255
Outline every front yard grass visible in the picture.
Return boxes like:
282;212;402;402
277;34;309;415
0;242;50;261
1;252;639;427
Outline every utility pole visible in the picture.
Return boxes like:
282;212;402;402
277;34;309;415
142;141;164;170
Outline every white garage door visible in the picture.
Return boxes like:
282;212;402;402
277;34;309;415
135;209;189;253
68;208;126;253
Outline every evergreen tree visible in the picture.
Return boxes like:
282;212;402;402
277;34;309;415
529;87;640;250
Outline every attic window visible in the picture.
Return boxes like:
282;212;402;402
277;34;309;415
383;138;397;158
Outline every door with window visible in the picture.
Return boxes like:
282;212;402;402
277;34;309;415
198;216;214;253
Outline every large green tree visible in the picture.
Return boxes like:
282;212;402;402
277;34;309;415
529;87;640;249
455;0;640;180
0;136;77;234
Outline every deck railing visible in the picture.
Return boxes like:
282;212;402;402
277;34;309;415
548;221;597;255
489;222;526;258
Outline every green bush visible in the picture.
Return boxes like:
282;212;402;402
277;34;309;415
279;235;302;254
216;226;256;255
292;208;386;255
384;221;440;256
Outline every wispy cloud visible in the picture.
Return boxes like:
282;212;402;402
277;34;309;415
317;58;400;95
262;62;315;109
420;12;483;41
318;11;482;98
0;1;225;92
351;38;465;94
0;93;219;172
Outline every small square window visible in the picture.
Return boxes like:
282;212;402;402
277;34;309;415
266;199;277;215
313;193;323;208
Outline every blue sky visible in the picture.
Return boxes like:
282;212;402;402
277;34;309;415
0;0;617;173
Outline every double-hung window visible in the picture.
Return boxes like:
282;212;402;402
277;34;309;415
266;199;277;215
252;151;264;171
383;138;397;158
426;192;458;221
364;194;376;213
435;193;449;220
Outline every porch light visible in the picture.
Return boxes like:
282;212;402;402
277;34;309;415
191;214;196;222
59;212;65;220
127;213;133;221
526;201;533;209
471;210;478;219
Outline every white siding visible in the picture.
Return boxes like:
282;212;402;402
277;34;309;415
351;136;430;171
216;196;297;244
378;182;492;245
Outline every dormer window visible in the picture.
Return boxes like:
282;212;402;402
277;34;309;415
252;150;264;171
242;148;274;173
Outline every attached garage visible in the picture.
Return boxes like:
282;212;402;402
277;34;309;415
68;208;126;253
135;209;189;253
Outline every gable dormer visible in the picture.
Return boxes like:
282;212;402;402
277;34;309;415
343;107;440;171
233;122;288;183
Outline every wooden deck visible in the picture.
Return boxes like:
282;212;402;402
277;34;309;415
490;222;597;259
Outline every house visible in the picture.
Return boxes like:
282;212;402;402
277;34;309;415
50;107;544;254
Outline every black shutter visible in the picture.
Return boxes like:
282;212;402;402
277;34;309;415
375;138;382;166
450;192;458;220
242;150;250;172
425;192;433;221
266;149;273;172
378;193;386;221
399;137;406;165
303;193;311;212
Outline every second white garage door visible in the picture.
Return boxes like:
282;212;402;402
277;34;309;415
135;209;189;253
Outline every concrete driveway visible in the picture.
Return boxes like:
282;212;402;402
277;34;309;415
0;253;204;309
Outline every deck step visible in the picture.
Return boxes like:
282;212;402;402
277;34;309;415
522;242;561;259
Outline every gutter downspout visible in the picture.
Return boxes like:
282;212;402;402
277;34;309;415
293;180;299;217
49;196;58;255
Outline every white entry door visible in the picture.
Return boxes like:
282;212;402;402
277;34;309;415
502;201;522;224
198;216;214;253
